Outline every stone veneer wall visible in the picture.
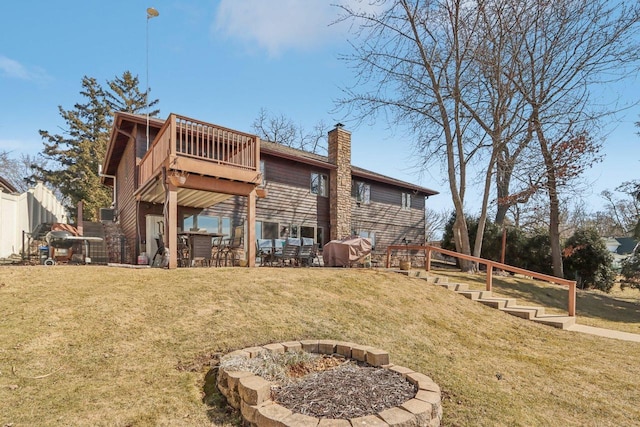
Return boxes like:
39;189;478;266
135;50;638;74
328;127;352;241
216;340;442;427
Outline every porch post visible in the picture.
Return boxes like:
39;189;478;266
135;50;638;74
168;184;178;269
247;189;256;267
486;262;493;292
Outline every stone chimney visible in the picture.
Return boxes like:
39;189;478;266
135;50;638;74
328;123;352;240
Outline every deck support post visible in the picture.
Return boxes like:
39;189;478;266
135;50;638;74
167;184;178;269
247;189;256;267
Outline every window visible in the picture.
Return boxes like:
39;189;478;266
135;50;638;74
255;221;263;239
260;160;266;186
289;224;299;238
221;217;231;238
402;193;412;210
359;231;376;250
311;172;328;197
263;222;278;239
317;227;325;247
352;181;371;204
300;226;315;241
183;213;219;232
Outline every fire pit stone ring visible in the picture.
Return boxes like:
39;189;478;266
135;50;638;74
216;340;442;427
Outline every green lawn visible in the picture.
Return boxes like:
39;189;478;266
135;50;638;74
1;266;639;426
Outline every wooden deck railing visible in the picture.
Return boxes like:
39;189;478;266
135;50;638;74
386;244;577;317
139;113;259;185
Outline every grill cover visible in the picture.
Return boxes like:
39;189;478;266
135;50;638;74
322;237;372;267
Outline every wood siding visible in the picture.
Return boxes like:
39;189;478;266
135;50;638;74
352;179;426;250
116;136;138;263
200;154;331;239
196;155;425;253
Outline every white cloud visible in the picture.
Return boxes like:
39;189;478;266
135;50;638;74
213;0;375;56
0;55;49;81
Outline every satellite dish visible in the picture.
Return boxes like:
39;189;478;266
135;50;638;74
147;7;159;18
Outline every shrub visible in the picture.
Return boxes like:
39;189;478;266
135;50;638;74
563;228;616;292
519;231;553;276
442;212;552;275
620;247;640;290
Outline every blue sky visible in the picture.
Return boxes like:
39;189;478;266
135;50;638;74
1;0;638;216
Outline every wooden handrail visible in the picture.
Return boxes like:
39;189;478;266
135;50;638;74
386;244;577;317
138;113;259;186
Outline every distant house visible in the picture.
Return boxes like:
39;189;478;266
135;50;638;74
0;176;17;194
101;112;438;268
0;180;68;258
604;237;639;270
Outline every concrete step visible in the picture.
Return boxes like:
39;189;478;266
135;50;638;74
477;297;517;309
437;283;468;292
417;275;448;284
458;290;493;300
533;315;576;330
409;272;572;332
501;305;546;320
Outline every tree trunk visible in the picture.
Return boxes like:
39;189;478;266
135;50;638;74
534;119;564;278
548;185;564;278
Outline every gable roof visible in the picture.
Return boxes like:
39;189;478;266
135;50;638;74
615;237;639;255
105;112;439;197
260;140;439;196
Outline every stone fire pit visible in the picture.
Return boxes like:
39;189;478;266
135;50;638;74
216;340;442;427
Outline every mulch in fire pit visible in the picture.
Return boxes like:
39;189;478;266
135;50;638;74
273;361;417;419
219;350;418;419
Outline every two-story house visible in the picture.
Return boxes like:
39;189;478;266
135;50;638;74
101;112;438;268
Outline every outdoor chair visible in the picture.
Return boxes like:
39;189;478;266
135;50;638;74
273;239;286;256
297;243;319;266
227;225;244;266
177;235;191;267
274;241;300;266
213;235;230;267
256;238;275;266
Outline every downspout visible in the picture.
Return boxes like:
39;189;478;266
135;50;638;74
98;164;117;209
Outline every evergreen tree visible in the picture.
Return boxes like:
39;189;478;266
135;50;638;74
105;70;159;115
34;76;112;222
33;72;160;222
563;228;616;292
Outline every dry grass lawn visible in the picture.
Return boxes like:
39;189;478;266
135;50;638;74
1;265;639;426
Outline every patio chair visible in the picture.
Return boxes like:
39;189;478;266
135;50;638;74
274;241;300;266
273;239;286;256
177;235;190;267
297;243;318;267
227;225;244;266
213;235;230;267
256;238;274;266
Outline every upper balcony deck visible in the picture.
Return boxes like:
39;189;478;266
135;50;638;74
139;113;261;185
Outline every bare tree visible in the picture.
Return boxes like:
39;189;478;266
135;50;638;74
0;150;49;193
337;0;491;270
337;0;639;276
600;181;640;236
425;207;448;243
505;0;640;277
252;108;328;154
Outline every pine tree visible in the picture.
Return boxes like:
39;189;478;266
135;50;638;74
105;70;160;116
33;72;161;222
34;76;112;222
